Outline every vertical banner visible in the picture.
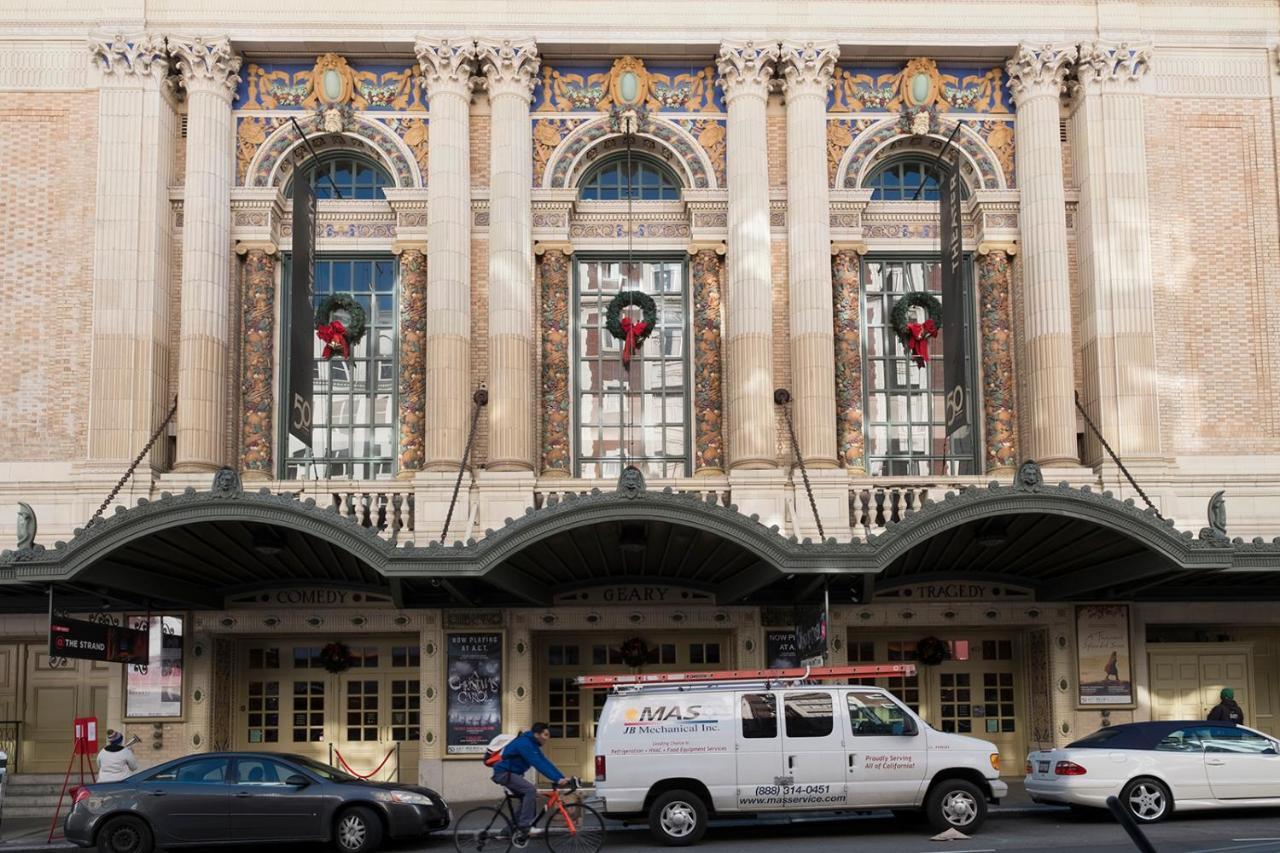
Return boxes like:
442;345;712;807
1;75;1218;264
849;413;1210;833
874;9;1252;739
794;607;828;666
1076;604;1134;707
445;633;503;755
288;175;315;447
940;152;970;439
125;616;184;719
765;630;800;668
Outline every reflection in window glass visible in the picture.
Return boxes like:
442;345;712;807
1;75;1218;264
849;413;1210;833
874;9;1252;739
848;692;913;736
784;691;834;738
288;156;392;201
576;259;690;478
862;258;975;475
865;158;969;202
741;693;777;739
579;157;681;201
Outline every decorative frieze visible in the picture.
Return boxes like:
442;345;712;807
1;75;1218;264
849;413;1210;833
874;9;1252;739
397;246;428;475
691;248;726;474
415;37;478;98
832;249;865;470
779;40;839;98
238;246;276;477
977;247;1019;473
537;247;572;476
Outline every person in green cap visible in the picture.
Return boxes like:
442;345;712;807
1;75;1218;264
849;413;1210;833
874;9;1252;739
1208;687;1245;724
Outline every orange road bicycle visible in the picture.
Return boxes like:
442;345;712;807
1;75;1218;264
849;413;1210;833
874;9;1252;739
453;777;606;853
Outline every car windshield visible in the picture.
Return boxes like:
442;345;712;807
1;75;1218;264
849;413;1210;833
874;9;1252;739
285;755;357;782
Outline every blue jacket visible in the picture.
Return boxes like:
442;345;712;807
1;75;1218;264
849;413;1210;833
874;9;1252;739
492;731;564;781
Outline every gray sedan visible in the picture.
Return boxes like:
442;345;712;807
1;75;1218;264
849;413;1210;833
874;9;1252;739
65;752;450;853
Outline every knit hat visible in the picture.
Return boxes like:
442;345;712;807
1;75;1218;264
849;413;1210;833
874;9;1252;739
108;730;123;746
1221;687;1234;701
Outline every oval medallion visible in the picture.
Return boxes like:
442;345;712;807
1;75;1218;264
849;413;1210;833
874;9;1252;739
322;68;343;102
910;72;932;105
619;71;639;104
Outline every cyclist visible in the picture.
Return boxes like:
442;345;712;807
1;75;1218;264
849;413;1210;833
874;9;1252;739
490;722;567;845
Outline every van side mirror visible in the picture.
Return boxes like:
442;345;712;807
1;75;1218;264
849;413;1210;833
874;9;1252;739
284;774;311;787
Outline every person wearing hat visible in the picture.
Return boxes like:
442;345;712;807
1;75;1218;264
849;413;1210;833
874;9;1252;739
96;730;138;783
1207;688;1245;725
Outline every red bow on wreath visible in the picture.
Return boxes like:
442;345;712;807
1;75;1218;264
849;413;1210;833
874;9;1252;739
619;315;649;369
317;321;350;360
905;319;938;366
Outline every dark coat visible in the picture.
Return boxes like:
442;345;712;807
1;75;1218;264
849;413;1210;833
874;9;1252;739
1207;699;1245;724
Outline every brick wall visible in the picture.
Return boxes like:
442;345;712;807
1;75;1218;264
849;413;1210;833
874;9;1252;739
470;237;490;465
0;93;96;460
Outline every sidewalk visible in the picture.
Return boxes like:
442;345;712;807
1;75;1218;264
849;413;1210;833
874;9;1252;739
0;817;71;852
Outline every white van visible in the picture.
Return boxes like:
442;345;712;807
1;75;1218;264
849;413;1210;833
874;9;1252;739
593;680;1008;845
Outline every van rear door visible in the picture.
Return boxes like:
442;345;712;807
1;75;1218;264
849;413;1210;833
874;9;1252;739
780;689;849;809
735;691;786;811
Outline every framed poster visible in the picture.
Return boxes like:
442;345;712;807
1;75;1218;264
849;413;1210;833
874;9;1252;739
124;615;185;720
765;630;799;669
1076;604;1134;707
445;633;502;756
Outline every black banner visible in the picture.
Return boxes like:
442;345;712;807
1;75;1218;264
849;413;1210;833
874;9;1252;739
288;175;316;447
940;153;969;439
794;607;828;664
765;630;800;669
49;616;148;664
446;633;502;755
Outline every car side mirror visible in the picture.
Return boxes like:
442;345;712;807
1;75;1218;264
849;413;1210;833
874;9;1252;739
284;774;311;787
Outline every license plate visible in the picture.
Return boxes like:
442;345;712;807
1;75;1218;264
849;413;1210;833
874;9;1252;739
1037;761;1050;773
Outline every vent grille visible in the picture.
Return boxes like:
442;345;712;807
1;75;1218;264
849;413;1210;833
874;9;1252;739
1059;120;1067;143
180;114;188;138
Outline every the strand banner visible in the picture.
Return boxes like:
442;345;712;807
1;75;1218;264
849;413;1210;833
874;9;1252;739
49;616;148;664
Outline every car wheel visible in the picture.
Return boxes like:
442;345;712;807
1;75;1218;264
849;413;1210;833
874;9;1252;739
97;816;154;853
334;806;384;853
1122;778;1172;824
648;789;708;847
925;779;988;834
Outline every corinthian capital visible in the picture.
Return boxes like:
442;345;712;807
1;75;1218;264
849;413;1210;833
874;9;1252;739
1005;42;1077;103
477;37;540;101
717;39;780;102
1075;40;1152;92
779;39;839;99
170;36;241;98
88;33;168;81
415;37;479;99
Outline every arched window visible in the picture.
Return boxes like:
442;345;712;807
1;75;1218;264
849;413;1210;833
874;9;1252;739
865;156;969;202
579;156;681;201
287;154;392;200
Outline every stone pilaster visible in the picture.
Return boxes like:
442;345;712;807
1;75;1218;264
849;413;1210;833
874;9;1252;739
479;38;540;472
86;34;176;469
1006;43;1079;467
717;40;780;470
832;248;865;471
691;246;726;475
977;246;1020;474
172;36;242;472
780;40;840;469
537;246;572;476
1070;42;1162;465
416;38;477;471
236;244;276;478
396;244;428;476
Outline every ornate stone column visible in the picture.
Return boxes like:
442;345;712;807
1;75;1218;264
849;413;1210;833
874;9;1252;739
1071;42;1162;464
172;36;242;472
717;40;779;470
395;243;428;476
780;40;839;469
237;243;276;478
832;247;865;471
479;38;540;472
86;34;176;468
977;246;1020;474
416;38;477;471
1006;43;1078;467
691;246;726;475
537;246;571;476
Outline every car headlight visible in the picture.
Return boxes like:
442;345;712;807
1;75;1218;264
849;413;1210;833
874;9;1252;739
373;790;433;806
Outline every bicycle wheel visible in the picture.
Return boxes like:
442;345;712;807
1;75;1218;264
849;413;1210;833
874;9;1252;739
454;805;514;853
543;800;606;853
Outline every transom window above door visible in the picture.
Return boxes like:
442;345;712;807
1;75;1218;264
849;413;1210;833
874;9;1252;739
578;156;681;201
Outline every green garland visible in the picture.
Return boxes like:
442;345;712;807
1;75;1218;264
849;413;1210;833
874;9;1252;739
890;291;943;340
315;295;368;357
605;290;658;347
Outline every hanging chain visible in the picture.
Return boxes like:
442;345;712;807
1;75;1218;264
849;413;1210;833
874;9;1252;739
441;389;488;543
87;396;178;529
1073;390;1160;517
774;389;825;541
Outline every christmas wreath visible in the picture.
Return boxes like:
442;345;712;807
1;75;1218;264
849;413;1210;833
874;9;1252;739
916;636;950;666
605;291;658;369
619;636;649;669
320;641;352;673
315;295;368;360
890;292;943;368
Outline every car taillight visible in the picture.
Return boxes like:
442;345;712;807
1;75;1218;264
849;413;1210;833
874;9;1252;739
1055;761;1087;776
72;786;91;805
1025;760;1033;775
594;755;606;782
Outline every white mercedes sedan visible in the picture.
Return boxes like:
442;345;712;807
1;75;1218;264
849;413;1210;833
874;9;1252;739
1025;721;1280;823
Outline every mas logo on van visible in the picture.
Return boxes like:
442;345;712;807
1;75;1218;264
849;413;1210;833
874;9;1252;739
622;705;720;733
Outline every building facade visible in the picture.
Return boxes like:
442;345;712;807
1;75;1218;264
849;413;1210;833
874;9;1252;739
2;0;1280;799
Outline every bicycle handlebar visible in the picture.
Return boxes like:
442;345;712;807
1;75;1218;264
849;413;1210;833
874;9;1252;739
557;776;581;793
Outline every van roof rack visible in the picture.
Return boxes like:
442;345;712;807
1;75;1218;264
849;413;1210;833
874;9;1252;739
575;664;915;692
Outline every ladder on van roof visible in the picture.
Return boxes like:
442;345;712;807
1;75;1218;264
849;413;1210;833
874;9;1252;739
575;664;916;691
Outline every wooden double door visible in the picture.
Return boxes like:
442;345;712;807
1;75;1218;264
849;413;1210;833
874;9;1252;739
19;645;112;773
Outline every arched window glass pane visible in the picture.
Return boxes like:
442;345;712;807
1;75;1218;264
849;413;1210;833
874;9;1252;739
287;155;392;201
578;157;681;201
866;157;968;202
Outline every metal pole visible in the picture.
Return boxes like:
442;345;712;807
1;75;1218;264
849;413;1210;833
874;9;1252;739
288;116;345;200
86;396;178;529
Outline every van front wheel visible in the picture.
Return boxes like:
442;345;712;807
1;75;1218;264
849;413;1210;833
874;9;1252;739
648;790;708;846
925;779;987;833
